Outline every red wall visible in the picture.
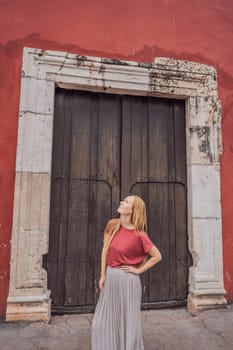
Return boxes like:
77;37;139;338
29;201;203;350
1;0;233;316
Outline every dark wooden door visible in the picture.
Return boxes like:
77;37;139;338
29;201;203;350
45;88;192;314
121;96;192;307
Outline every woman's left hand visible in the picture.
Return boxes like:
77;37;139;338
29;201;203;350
121;265;140;274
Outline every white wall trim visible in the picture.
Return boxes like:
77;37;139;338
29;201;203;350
6;47;226;321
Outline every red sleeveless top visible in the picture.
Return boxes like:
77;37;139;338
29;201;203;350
106;226;154;268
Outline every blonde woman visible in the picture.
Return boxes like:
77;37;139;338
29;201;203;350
91;195;162;350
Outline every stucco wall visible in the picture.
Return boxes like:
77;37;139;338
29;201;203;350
0;0;233;316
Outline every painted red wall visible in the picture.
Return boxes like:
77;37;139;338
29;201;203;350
1;0;233;316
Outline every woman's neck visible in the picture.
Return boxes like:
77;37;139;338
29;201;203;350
120;215;135;229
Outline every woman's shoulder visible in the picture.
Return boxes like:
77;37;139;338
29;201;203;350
106;218;120;227
135;230;147;236
104;218;121;234
136;231;152;243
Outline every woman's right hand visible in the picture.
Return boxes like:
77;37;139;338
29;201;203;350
99;276;106;291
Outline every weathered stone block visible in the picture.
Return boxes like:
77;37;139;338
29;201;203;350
191;165;221;217
16;113;53;173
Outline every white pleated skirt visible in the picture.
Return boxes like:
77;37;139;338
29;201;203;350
91;266;144;350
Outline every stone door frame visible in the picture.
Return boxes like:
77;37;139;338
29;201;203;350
6;47;226;322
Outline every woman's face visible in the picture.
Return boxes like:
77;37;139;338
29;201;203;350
117;196;134;216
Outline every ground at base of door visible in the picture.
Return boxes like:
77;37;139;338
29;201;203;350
0;305;233;350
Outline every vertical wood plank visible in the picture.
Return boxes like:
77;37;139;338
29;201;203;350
121;96;132;199
174;101;187;185
175;185;188;299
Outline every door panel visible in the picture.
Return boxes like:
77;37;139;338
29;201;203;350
48;89;121;309
121;95;189;304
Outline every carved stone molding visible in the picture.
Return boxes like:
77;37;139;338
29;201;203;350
6;47;226;321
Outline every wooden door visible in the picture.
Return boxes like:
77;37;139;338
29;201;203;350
45;88;191;314
121;96;191;307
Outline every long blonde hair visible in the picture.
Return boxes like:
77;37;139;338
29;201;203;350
103;195;149;266
131;195;147;232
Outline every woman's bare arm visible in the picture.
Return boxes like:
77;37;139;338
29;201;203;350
137;246;162;274
99;229;112;290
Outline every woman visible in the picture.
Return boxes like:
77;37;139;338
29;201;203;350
91;195;162;350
